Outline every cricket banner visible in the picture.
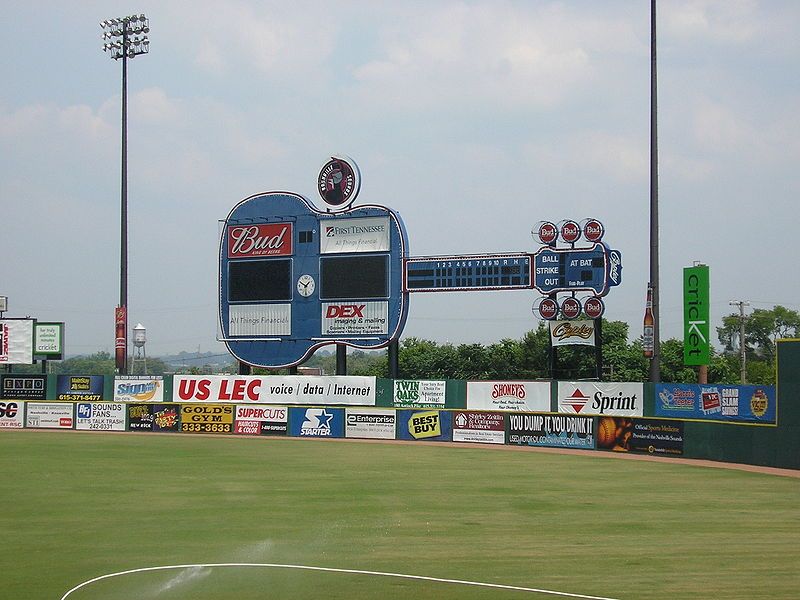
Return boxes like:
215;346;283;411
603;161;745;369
684;265;710;365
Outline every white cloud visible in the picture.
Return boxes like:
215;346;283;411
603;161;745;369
663;0;763;43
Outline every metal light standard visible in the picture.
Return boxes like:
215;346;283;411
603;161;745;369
101;14;150;375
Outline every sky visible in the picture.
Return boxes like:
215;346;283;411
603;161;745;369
1;0;798;358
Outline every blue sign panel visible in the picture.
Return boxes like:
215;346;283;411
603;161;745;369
56;375;104;402
289;407;345;438
404;254;531;292
532;242;622;296
396;409;452;442
219;192;409;368
654;384;776;423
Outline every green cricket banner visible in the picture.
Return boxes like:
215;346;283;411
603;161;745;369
684;264;710;365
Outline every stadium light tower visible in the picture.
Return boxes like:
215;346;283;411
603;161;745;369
100;14;150;375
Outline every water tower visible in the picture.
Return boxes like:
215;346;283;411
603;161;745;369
131;323;147;375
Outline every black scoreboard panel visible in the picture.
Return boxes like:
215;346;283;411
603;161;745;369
404;254;531;292
320;254;389;299
228;259;292;302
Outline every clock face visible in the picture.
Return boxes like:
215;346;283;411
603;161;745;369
297;274;315;297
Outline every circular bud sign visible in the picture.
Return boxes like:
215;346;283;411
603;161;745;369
583;296;605;319
535;221;558;245
536;297;559;320
560;297;582;319
560;220;581;244
318;156;360;208
582;218;604;243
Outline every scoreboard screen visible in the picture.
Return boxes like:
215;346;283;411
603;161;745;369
320;255;389;299
228;259;292;302
404;254;531;292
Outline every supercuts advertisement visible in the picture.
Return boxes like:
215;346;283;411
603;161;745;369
234;405;288;436
173;375;376;406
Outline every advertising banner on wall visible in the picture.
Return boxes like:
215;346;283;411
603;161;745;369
683;264;710;366
654;384;776;423
25;402;74;429
173;375;376;406
114;376;164;403
557;382;643;417
452;411;505;444
467;381;550;412
548;320;596;347
289;407;345;438
34;322;64;360
234;405;288;436
0;401;24;429
180;404;234;434
56;375;104;402
345;408;396;439
1;374;47;400
396;409;452;442
0;319;34;364
392;380;446;408
76;403;126;431
597;417;684;456
507;413;595;449
127;404;180;432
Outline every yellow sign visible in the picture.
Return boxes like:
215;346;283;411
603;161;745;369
180;404;234;424
408;411;441;439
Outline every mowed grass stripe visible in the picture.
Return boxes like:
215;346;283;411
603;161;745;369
0;430;797;600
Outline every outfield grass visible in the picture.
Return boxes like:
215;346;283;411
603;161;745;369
1;430;798;599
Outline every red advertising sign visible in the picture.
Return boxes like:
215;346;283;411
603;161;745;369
227;223;293;258
582;219;604;242
560;220;581;244
538;298;559;320
584;296;605;319
560;297;582;319
536;221;558;245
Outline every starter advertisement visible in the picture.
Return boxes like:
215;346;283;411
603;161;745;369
234;405;288;436
289;407;345;438
127;404;180;432
558;382;643;417
180;404;234;433
56;375;104;402
173;375;376;406
114;376;164;403
1;374;47;400
597;417;684;456
0;401;24;428
452;411;505;444
76;403;126;431
466;381;550;412
25;402;73;429
654;384;776;423
345;408;396;439
507;413;595;449
392;379;446;407
396;409;452;442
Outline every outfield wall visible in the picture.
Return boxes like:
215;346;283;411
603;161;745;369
1;341;797;470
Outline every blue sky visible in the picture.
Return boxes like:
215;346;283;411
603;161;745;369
1;0;798;356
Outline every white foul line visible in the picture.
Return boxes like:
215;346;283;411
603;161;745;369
59;562;621;600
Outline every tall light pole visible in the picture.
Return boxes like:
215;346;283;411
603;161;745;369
648;0;661;382
101;14;150;375
730;300;750;384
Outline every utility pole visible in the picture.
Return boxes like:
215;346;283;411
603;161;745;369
729;300;749;384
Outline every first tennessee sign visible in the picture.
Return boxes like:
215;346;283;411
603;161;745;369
227;223;293;258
